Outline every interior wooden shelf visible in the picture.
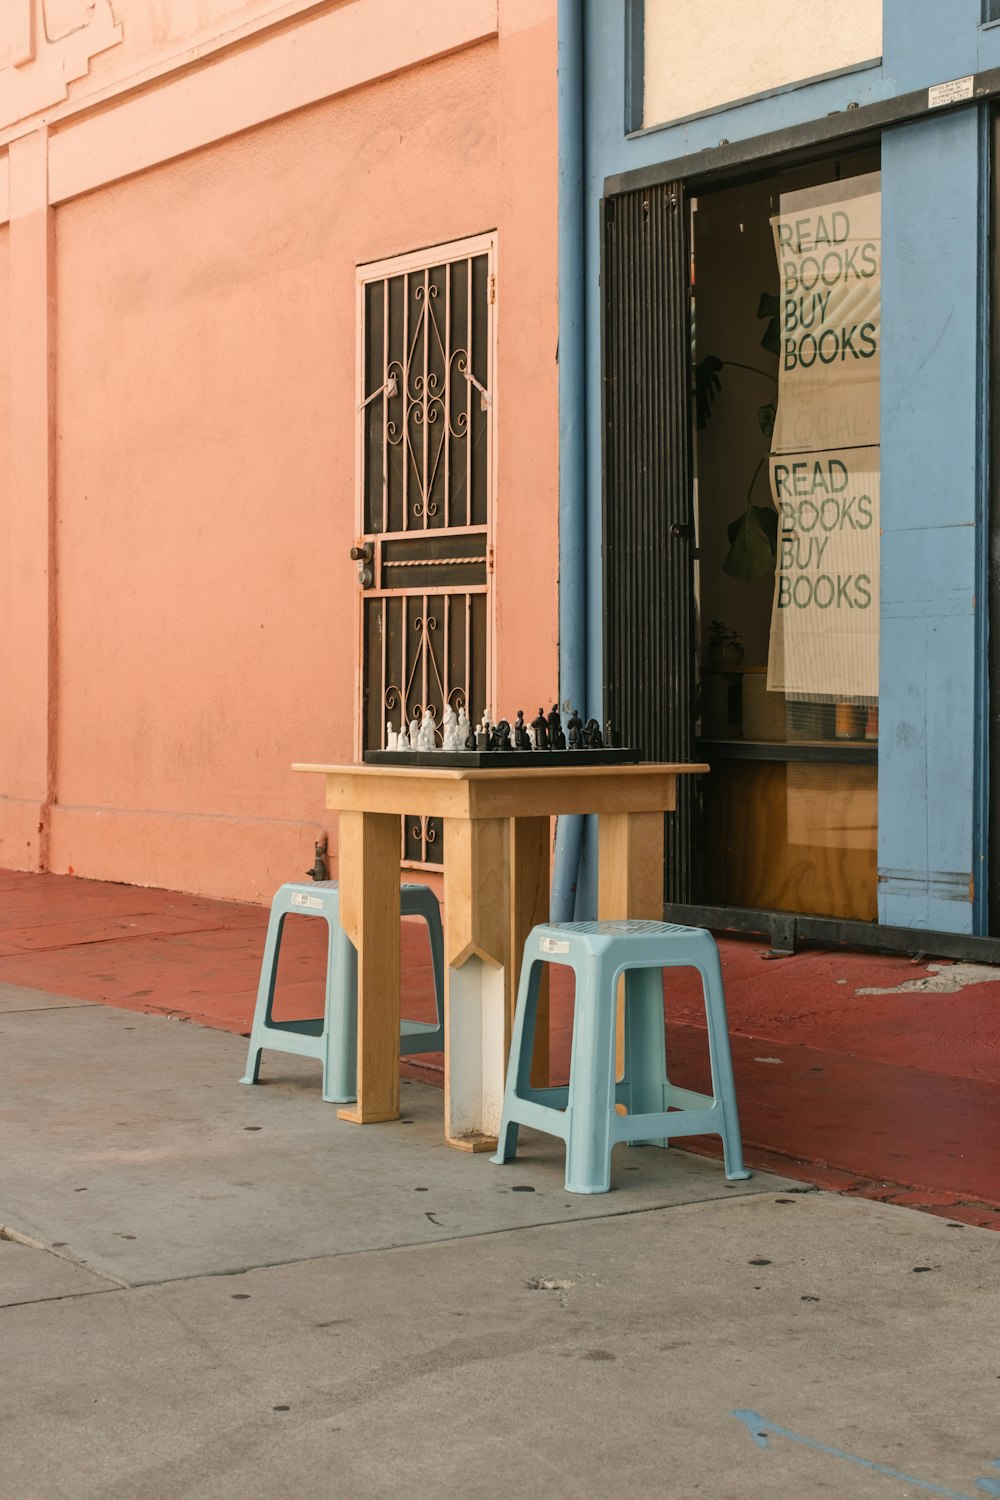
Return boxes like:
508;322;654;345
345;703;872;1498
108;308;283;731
696;738;878;766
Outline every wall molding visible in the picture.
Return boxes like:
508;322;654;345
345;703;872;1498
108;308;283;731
9;0;497;206
1;0;123;126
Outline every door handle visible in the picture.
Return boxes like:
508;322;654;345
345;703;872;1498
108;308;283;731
670;522;692;539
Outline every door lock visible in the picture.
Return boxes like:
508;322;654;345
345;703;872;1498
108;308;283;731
350;542;375;589
670;522;692;539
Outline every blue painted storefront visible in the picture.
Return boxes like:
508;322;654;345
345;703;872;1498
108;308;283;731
562;0;1000;935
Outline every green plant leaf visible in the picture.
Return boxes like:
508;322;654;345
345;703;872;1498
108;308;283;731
757;292;781;356
757;401;776;443
723;504;778;582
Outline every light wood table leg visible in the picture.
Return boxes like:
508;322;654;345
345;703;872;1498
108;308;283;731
443;816;509;1151
509;815;550;1087
598;811;666;1076
335;809;401;1125
597;811;666;921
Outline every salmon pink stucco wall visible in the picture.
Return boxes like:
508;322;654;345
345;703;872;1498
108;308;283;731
30;8;558;903
492;1;560;721
0;224;10;800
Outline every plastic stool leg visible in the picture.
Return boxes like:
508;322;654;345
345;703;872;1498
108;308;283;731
426;905;445;1039
240;905;286;1086
563;957;618;1193
493;1112;521;1166
697;945;750;1181
323;919;358;1103
242;1044;263;1085
513;960;546;1097
492;957;545;1165
399;887;445;1050
623;966;669;1148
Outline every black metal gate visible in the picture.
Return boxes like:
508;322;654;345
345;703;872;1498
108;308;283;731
601;181;695;902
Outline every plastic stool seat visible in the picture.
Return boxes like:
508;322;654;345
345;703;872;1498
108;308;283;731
492;919;749;1193
240;880;444;1103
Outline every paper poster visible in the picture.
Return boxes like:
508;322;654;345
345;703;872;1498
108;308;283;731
767;174;880;702
766;448;879;700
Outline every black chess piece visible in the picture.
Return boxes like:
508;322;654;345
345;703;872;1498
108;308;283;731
584;718;603;749
605;720;616;749
465;725;478;751
514;709;530;751
547;704;566;751
497;720;512;753
567;708;584;750
531;707;549;750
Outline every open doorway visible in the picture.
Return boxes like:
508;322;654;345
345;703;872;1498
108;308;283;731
690;150;881;921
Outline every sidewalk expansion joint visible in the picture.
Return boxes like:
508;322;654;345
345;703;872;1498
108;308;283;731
116;1188;775;1291
0;1285;124;1313
1;1224;131;1290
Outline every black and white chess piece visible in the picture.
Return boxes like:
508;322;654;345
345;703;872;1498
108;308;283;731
384;702;615;754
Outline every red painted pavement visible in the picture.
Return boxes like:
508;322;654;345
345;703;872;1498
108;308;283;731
3;868;1000;1225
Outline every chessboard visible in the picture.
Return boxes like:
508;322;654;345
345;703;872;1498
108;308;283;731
363;749;639;769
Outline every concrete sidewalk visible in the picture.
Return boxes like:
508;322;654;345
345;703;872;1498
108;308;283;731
4;867;1000;1221
4;983;1000;1499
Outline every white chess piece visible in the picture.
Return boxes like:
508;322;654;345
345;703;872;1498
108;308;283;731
421;709;438;750
397;725;410;750
441;705;458;750
457;708;471;748
409;711;421;746
386;720;398;751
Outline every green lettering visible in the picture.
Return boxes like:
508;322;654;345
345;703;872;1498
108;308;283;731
858;323;878;359
835;575;856;609
828;460;849;492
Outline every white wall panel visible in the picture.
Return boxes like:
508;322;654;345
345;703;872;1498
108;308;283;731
644;0;882;127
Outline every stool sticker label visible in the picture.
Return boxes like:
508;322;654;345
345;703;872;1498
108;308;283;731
540;938;570;954
292;893;324;910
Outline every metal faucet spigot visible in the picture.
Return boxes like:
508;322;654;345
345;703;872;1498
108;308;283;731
306;835;329;882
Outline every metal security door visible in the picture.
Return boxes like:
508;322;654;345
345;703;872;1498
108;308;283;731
602;183;695;902
355;236;495;865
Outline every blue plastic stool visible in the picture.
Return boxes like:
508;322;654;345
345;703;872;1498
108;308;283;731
492;919;750;1193
240;880;444;1103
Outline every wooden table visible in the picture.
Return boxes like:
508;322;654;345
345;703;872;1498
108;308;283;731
293;761;707;1150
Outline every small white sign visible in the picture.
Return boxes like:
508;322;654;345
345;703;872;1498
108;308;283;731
540;937;570;954
928;75;974;109
292;892;324;910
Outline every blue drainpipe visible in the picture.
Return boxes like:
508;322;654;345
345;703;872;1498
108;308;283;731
550;0;588;923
